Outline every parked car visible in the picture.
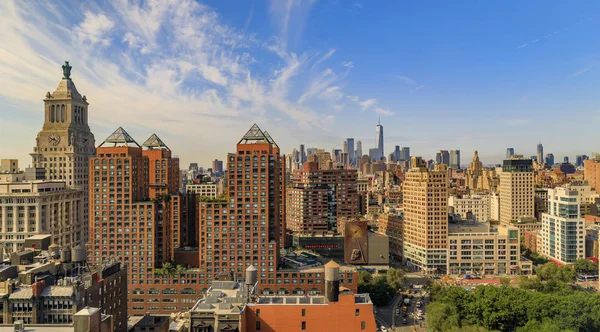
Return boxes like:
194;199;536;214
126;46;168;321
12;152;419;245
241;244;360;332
395;308;400;315
402;318;408;324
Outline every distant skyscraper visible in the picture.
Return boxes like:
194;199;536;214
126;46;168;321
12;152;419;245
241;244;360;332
450;150;460;170
369;148;379;162
564;156;569;164
343;141;348;153
212;159;224;174
576;155;584;167
436;150;450;165
499;158;534;224
355;140;362;158
400;147;410;162
545;153;554;166
537;143;544;165
346;138;355;164
393;145;401;162
506;148;515;160
300;144;306;163
375;117;384;160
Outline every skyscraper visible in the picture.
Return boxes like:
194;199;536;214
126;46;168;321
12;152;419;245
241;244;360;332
450;150;460;170
400;147;410;162
299;144;306;163
346;138;355;165
436;150;450;165
537;143;544;165
343;140;348;154
199;124;283;280
506;148;515;160
499;157;534;224
393;145;401;162
31;61;96;243
375;117;384;160
355;140;363;159
545;153;554;166
212;159;224;174
403;157;448;274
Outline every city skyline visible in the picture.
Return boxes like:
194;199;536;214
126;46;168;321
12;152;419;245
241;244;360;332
2;1;600;167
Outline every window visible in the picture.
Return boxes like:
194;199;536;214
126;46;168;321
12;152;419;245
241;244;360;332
361;321;366;330
256;321;261;330
256;309;260;317
355;309;360;316
302;322;306;330
302;309;306;316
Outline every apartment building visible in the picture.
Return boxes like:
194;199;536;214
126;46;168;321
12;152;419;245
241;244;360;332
448;194;490;221
499;157;534;224
186;183;218;198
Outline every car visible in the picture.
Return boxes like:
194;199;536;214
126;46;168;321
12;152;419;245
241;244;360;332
402;318;408;324
402;311;407;317
416;302;422;308
380;326;388;332
395;308;400;315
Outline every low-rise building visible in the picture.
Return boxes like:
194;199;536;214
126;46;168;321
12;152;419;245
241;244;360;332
447;221;529;276
185;183;218;198
448;194;490;221
523;230;538;253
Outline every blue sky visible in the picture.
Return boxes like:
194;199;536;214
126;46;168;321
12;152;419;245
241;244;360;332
1;0;599;167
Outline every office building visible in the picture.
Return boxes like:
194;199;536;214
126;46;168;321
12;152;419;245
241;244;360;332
537;143;544;165
506;148;515;160
448;194;490;222
400;147;410;162
450;149;460;170
375;118;384;161
403;157;448;274
499;157;534;224
299;144;306;163
368;148;379;162
286;161;359;233
30;62;96;244
355;141;362;160
435;150;450;166
541;186;585;264
447;222;528;276
346;138;355;165
545;153;554;166
0;172;84;253
0;159;18;174
564;156;569;164
212;159;224;175
377;213;403;260
584;158;600;193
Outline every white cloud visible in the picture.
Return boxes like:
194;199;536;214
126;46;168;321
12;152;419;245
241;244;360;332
342;61;354;68
374;107;394;115
75;12;115;46
268;0;317;50
359;98;376;110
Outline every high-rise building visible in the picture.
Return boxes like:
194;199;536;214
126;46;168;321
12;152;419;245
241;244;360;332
541;186;585;264
0;172;84;253
212;159;224;175
343;140;348;154
499;158;534;224
465;150;483;190
30;62;96;243
355;140;362;159
564;156;569;164
435;150;449;165
545;153;555;166
368;148;379;162
346;138;355;165
403;157;448;274
584;158;600;193
537;143;544;165
299;144;306;163
88;127;184;314
506;148;515;160
393;145;401;162
400;147;410;162
450;150;460;170
286;161;358;233
199;124;282;281
375;117;384;160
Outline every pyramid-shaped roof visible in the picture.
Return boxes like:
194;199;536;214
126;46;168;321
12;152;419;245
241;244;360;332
238;123;271;145
99;127;140;147
263;131;279;148
142;133;170;150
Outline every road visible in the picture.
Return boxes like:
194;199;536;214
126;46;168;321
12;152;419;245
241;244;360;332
375;272;429;332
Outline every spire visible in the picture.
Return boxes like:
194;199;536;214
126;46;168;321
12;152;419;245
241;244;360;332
47;61;84;102
99;127;140;147
378;115;381;126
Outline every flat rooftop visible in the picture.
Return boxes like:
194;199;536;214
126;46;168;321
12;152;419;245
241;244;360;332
0;326;72;332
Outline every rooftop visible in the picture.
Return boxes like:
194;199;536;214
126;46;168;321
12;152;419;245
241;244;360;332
135;315;170;328
0;326;73;332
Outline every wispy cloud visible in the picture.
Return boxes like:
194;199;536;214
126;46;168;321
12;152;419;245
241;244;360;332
0;0;345;165
352;3;363;9
516;43;528;50
397;75;424;91
268;0;317;51
359;98;376;110
374;107;393;115
570;61;599;78
508;118;531;126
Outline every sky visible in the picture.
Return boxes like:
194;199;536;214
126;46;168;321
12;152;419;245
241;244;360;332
1;0;599;168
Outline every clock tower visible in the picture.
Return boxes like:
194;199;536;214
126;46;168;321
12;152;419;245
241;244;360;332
31;61;96;241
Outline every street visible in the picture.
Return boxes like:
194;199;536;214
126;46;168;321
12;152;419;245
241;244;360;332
375;272;429;332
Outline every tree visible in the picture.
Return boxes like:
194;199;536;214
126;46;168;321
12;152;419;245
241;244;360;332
385;267;405;291
357;270;372;286
426;302;460;332
517;319;575;332
573;258;598;275
499;277;511;286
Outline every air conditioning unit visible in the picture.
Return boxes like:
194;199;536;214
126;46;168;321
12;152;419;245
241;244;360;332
14;320;24;331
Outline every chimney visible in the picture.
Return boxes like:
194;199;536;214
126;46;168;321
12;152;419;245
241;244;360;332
324;260;340;303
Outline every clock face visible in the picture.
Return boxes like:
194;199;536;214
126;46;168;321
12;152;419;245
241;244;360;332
48;133;60;146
